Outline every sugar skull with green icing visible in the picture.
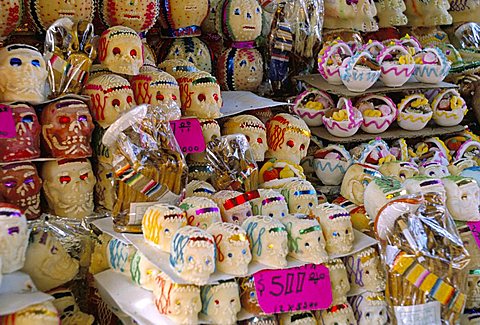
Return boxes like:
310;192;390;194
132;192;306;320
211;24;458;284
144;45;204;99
161;37;213;73
280;179;318;215
219;0;262;45
397;93;433;131
403;175;446;203
364;176;406;221
431;88;467;127
217;47;264;91
250;189;288;219
129;251;160;291
293;88;335;127
179;196;222;230
200;281;241;325
314;144;353;186
443;176;480;221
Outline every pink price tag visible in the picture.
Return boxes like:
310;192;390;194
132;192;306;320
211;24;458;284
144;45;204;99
253;264;332;314
169;118;205;154
0;105;16;139
467;221;480;249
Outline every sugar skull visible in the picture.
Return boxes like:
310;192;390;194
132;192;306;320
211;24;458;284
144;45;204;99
320;303;356;325
100;0;158;33
41;159;96;218
0;163;42;220
0;44;48;103
179;196;222;229
30;0;94;32
0;302;60;325
160;37;213;73
403;175;446;203
333;196;372;236
49;288;95;325
442;176;480;221
0;204;28;274
323;0;378;32
219;0;263;44
98;26;144;76
0;0;23;41
207;222;251;276
404;0;452;26
201;281;241;325
344;247;386;293
350;292;388;325
239;276;264;316
158;58;198;79
250;189;289;219
312;203;354;255
280;179;318;214
41;99;94;159
89;233;111;275
176;71;222;119
185;180;216;199
142;204;186;252
189;119;221;163
279;311;317;325
364;176;406;221
107;238;136;276
169;226;216;285
340;163;383;206
217;47;264;91
375;0;407;27
242;215;288;268
95;161;116;212
22;229;79;291
419;161;450;178
158;0;209;37
466;271;480;310
266;114;311;165
223;115;267;161
378;161;419;182
154;272;202;324
325;259;350;305
0;103;40;163
83;74;135;129
129;251;160;291
280;214;328;264
212;190;254;225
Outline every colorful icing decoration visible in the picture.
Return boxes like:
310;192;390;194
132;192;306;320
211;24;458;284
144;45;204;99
320;303;356;324
356;94;397;134
351;138;395;167
239;276;264;316
179;196;222;230
99;0;158;33
322;97;363;138
318;41;353;85
375;0;407;27
160;37;213;73
30;0;94;32
340;51;381;92
419;161;450;178
212;190;254;225
397;93;433;131
340;163;383;206
200;281;241;325
292;88;335;127
158;58;198;79
249;189;289;219
185;180;216;199
0;302;60;324
403;175;446;203
364;176;406;221
413;47;451;84
259;158;306;186
223;115;267;162
377;44;415;87
332;196;371;235
431;88;467;127
442;176;480;221
325;259;350;305
0;204;28;274
129;251;160;291
219;0;263;46
0;0;23;41
279;311;317;325
350;292;388;325
379;161;419;182
404;0;452;26
142;204;186;252
158;0;209;38
399;34;423;56
217;47;264;91
107;238;136;276
279;179;318;215
313;144;353;186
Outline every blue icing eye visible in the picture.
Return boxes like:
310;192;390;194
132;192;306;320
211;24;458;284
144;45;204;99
242;249;247;255
333;231;339;237
188;256;194;262
31;59;40;67
10;58;21;66
228;253;233;258
205;258;211;265
281;212;285;217
256;7;260;13
308;202;313;207
250;292;255;297
234;8;240;15
240;60;247;67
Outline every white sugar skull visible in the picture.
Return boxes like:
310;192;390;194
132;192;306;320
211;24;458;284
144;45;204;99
250;189;289;219
279;311;317;325
162;37;212;73
49;288;95;325
186;180;216;199
170;226;216;285
281;214;328;264
41;159;95;219
242;215;288;268
201;281;241;325
312;203;354;255
189;119;221;163
443;176;480;221
158;0;209;37
83;74;135;129
219;0;263;43
0;204;28;274
217;47;264;91
31;0;93;32
375;0;407;27
344;247;386;293
130;251;160;291
325;259;350;305
0;44;47;103
142;204;186;252
280;179;318;214
22;229;79;291
404;0;452;26
179;197;222;230
212;190;254;224
466;272;480;309
266;114;311;165
419;162;450;178
207;222;251;276
340;163;383;206
449;158;477;176
100;0;158;33
154;273;202;324
98;26;144;76
224;115;267;162
107;238;136;276
320;302;356;325
364;177;406;221
350;292;388;325
324;0;378;32
379;161;419;182
403;175;446;203
1;302;60;324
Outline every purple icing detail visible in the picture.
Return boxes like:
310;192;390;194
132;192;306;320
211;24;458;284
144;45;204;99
262;197;284;205
381;65;415;77
0;211;21;218
362;116;395;130
323;98;362;132
420;180;442;187
295;110;325;119
195;207;220;215
345;255;365;287
8;226;19;235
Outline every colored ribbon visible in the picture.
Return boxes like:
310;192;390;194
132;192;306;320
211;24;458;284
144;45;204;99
223;190;260;211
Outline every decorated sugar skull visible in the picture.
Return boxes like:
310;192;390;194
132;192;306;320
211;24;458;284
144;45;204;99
404;0;452;26
340;163;383;206
320;303;356;325
333;196;371;235
250;189;288;219
179;197;222;229
0;204;28;274
325;259;350;304
280;214;328;264
442;176;480;221
0;103;40;163
356;94;397;134
242;215;288;268
158;0;209;37
130;251;160;291
0;0;23;41
313;203;354;255
313;145;353;186
397;93;433;131
266;113;311;165
154;272;202;324
201;280;241;325
324;0;378;31
219;0;262;45
431;89;467;127
419;161;450;178
375;0;407;27
0;163;42;220
217;47;264;91
340;52;381;93
0;44;48;103
403;175;446;203
185;180;216;198
448;158;477;176
350;292;388;325
280;179;318;214
292;88;335;127
41;159;96;219
107;238;136;275
318;41;353;85
188;119;220;163
30;0;93;32
41;99;94;159
158;58;198;79
49;288;95;324
322;97;363;138
344;247;386;293
83;74;135;129
239;276;264;316
100;0;158;33
169;226;216;285
377;44;415;87
278;312;316;325
466;271;480;310
364;176;406;222
142;204;186;252
176;71;222;118
98;26;144;76
161;37;213;73
1;302;60;325
379;161;419;182
22;229;79;291
414;47;450;84
223;115;267;162
212;190;254;224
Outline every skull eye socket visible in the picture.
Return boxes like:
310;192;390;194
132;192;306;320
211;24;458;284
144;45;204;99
240;60;247;67
22;115;34;123
156;92;164;101
198;94;206;102
245;135;250;142
59;176;71;184
213;93;219;102
112;99;121;107
257;137;263;144
31;59;41;67
4;180;17;188
214;300;220;305
172;94;177;101
24;176;34;185
127;96;133;104
9;57;22;66
130;49;137;57
287;140;294;148
80;173;89;181
234;8;240;15
8;227;19;235
300;144;306;151
113;47;121;55
78;115;87;122
59;116;71;124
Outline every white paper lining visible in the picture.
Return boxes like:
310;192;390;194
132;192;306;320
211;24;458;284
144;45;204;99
220;91;289;117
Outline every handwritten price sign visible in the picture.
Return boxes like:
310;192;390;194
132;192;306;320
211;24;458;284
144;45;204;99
467;221;480;249
169;118;205;154
0;105;16;138
253;264;332;314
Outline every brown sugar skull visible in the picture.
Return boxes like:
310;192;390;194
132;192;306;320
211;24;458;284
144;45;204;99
30;0;94;32
158;0;209;38
220;0;263;44
100;0;158;33
41;98;94;159
0;0;22;41
217;47;264;91
0;103;40;163
0;163;42;220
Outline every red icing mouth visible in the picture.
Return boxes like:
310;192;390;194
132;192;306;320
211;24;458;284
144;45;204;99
243;26;255;30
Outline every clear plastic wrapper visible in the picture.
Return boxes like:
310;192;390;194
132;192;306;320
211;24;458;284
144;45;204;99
102;104;188;233
44;18;96;98
205;134;259;192
374;193;470;324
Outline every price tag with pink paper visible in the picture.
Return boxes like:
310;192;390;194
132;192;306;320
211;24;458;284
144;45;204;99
253;264;332;314
467;221;480;249
169;118;205;154
0;105;16;139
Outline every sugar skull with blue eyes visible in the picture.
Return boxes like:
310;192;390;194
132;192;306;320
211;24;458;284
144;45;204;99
0;44;48;103
142;204;186;252
0;204;28;274
250;189;289;219
350;292;388;325
161;37;213;73
179;196;222;230
200;280;241;325
170;226;216;285
220;0;262;44
217;47;264;91
280;179;318;215
212;190;254;225
207;222;252;276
